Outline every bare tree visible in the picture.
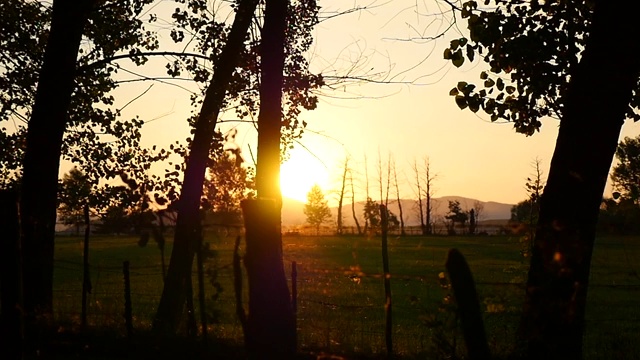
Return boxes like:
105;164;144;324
336;155;350;235
391;156;405;236
349;169;362;235
472;200;485;223
363;153;370;234
422;157;437;235
412;159;426;234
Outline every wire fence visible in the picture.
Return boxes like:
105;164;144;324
50;235;640;357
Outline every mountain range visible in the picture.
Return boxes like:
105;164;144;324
282;195;514;226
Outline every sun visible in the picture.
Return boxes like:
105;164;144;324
280;151;329;203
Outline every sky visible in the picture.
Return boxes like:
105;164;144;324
76;0;640;206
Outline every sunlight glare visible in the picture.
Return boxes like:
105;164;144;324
280;151;330;203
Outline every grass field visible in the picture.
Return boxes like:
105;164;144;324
53;232;640;359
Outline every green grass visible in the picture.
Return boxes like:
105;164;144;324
53;233;640;358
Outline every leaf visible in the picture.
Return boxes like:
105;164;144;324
466;44;475;62
450;87;460;96
497;78;505;91
455;95;468;110
457;81;468;91
505;86;516;94
443;48;452;60
484;78;495;87
452;50;465;67
480;71;488;80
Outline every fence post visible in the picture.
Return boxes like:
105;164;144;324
292;261;298;352
445;248;490;360
123;260;133;338
380;204;393;358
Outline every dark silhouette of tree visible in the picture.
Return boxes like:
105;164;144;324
336;156;350;235
58;167;92;235
611;136;640;204
153;0;261;334
445;200;467;235
19;0;97;322
445;1;640;358
391;156;406;236
364;197;399;234
468;208;476;235
304;184;332;235
349;169;362;235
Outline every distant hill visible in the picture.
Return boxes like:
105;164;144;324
282;195;513;226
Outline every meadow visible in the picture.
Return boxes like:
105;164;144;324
53;232;640;359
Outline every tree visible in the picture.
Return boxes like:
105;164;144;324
58;167;91;235
611;136;640;204
391;156;406;236
468;208;476;235
445;200;468;235
472;200;484;223
153;0;261;334
349;169;362;235
363;197;399;235
19;0;97;321
202;146;255;225
413;157;437;235
336;156;349;235
304;184;332;235
445;1;640;358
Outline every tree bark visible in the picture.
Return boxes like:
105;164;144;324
242;0;295;357
20;0;95;318
242;200;295;358
153;0;259;334
0;190;23;359
519;1;640;359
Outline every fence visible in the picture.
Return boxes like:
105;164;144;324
48;233;640;358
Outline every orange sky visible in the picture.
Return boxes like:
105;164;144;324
62;0;640;206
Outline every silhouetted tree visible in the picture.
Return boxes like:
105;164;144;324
304;184;331;235
611;135;640;204
58;167;91;235
445;200;468;235
446;1;640;358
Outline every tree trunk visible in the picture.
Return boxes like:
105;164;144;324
519;2;640;359
242;200;295;358
337;158;348;235
153;0;259;334
0;190;23;359
242;0;295;357
20;0;95;319
350;172;362;235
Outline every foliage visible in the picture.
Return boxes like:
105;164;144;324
510;199;539;225
202;145;255;225
304;184;331;234
0;0;172;189
597;198;640;235
611;136;640;204
58;167;91;234
363;197;400;234
445;200;468;235
166;0;323;157
440;1;640;136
